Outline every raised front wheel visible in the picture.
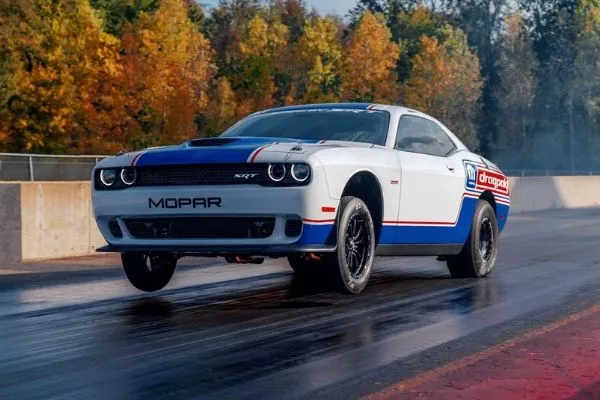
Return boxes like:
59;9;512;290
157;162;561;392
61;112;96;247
122;252;178;292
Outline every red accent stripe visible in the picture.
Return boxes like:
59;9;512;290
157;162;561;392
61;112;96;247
303;218;336;223
383;220;456;226
131;152;144;166
321;207;336;213
249;145;269;163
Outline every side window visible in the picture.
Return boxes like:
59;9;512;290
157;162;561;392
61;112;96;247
395;115;456;157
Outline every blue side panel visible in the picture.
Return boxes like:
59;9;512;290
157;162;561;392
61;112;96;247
379;226;397;244
296;197;508;246
297;224;334;245
384;197;478;245
496;203;510;232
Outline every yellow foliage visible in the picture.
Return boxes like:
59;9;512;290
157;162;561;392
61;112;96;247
293;16;342;102
402;26;482;148
342;12;401;103
236;15;289;111
0;0;125;153
131;0;216;144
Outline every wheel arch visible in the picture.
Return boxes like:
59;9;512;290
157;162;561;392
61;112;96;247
337;170;384;245
479;190;497;214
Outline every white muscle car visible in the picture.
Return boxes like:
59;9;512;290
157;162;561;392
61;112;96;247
92;103;510;294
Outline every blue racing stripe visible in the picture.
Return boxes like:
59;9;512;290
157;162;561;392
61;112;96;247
136;137;285;166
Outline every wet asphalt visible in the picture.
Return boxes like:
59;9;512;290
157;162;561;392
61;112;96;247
1;208;600;400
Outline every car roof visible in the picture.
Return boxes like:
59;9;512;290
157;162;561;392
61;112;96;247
259;102;421;115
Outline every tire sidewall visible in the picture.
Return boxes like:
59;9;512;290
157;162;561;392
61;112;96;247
122;252;177;292
469;201;499;277
334;197;376;293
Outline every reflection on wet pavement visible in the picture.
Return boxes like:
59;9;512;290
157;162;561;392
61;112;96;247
1;209;600;399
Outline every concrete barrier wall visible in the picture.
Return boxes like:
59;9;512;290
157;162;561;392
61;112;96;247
0;182;106;262
0;184;21;262
508;177;600;213
20;182;106;260
1;177;600;261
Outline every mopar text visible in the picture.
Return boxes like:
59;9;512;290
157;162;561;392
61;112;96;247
148;197;223;209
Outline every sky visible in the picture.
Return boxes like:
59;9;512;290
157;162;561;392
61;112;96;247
201;0;359;16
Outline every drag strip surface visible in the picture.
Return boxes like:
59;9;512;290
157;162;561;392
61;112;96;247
1;208;600;400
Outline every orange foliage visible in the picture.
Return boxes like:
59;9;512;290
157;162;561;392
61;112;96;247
342;12;401;103
402;26;482;148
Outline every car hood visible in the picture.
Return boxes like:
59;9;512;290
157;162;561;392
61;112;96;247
96;137;382;168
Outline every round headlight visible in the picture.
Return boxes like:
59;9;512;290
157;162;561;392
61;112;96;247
267;164;286;182
291;163;310;182
120;167;137;185
99;169;117;187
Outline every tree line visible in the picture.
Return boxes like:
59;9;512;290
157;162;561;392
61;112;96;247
0;0;599;171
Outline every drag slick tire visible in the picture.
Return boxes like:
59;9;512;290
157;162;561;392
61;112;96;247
446;200;499;278
328;196;376;294
121;252;178;292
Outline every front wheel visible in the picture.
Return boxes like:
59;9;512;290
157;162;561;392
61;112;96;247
446;200;499;278
122;252;178;292
327;196;376;294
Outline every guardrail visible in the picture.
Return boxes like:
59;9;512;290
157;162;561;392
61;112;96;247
504;169;600;177
2;153;600;181
0;153;106;181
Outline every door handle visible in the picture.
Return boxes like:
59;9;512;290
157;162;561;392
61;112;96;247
446;165;455;172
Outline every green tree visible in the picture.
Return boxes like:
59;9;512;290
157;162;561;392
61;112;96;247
292;15;342;102
494;12;538;168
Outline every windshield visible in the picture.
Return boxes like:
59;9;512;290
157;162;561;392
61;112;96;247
221;109;390;146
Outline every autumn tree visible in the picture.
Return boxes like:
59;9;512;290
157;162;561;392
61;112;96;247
394;5;445;81
342;11;401;103
291;16;342;102
0;0;122;153
125;0;216;147
402;25;482;149
233;14;288;112
493;12;537;167
200;77;239;136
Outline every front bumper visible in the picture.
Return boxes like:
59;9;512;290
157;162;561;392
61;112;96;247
93;179;339;254
96;243;336;255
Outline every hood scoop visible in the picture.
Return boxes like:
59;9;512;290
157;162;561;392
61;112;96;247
187;138;239;147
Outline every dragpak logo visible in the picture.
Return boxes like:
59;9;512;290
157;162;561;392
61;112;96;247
464;162;477;190
463;161;509;195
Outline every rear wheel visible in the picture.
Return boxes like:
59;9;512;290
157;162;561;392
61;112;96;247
122;252;177;292
446;200;499;278
327;196;376;294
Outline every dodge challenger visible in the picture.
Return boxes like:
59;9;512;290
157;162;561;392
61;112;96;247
92;103;510;294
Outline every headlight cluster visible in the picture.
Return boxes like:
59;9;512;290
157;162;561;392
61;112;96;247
95;167;137;189
266;163;311;185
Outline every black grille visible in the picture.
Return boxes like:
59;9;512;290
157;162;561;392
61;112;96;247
124;217;275;239
285;219;303;237
108;219;122;238
135;164;267;186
